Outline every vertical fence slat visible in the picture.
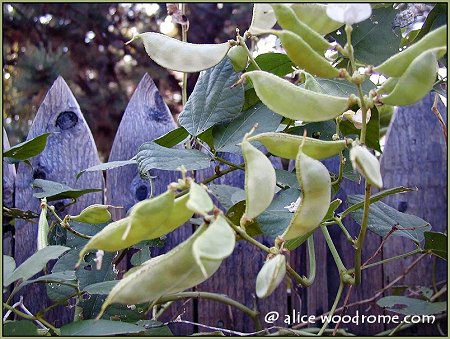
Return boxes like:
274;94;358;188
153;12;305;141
380;93;447;334
105;73;193;334
14;76;104;326
3;128;16;257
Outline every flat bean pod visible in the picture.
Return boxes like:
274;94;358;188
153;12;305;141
243;71;349;122
37;203;49;251
98;215;235;316
186;181;214;216
377;77;399;95
272;4;331;54
248;4;277;35
129;32;230;73
381;48;443;106
256;254;286;298
350;145;383;189
282;148;331;240
69;204;112;224
248;132;347;160
290;4;343;35
272;30;339;78
228;46;248;72
241;136;276;225
374;25;446;77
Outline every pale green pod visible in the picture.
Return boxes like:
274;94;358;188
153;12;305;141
193;215;236;277
282;149;331;240
129;32;230;73
273;30;339;78
161;193;194;234
98;216;235;316
228;46;248;72
243;71;349;122
186;182;214;216
256;254;286;298
290;4;343;35
271;4;331;54
350;145;383;189
377;77;399;95
381;48;442;107
304;72;323;93
70;204;112;224
241;137;276;224
37;203;49;251
374;25;446;77
248;4;277;35
248;132;347;160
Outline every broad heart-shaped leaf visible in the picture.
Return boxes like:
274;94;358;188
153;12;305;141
333;7;402;65
208;184;245;210
179;58;244;136
60;320;146;336
3;132;52;162
247;53;294;77
3;255;15;284
3;245;70;287
32;179;102;201
213;102;282;154
13;271;76;299
77;159;136;179
347;195;431;243
256;188;300;239
3;321;38;336
377;296;446;316
136;320;173;336
314;78;375;97
153;126;189;148
136;142;211;175
275;170;300;190
424;231;447;260
83;280;118;295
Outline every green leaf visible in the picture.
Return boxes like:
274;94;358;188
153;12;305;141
275;169;300;190
136;142;211;175
154;126;189;148
315;78;375;97
256;188;300;239
247;53;294;77
130;246;152;266
243;88;261;110
208;184;245;211
4;245;70;287
213;102;282;154
60;320;146;336
333;7;402;65
47;249;80;302
136;320;173;336
32;179;102;201
3;255;16;284
377;296;446;316
83;280;118;295
424;231;447;260
77;159;136;179
179;58;244;136
348;195;431;243
3;321;38;336
3;132;52;162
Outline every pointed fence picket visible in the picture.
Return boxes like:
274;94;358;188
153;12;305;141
3;74;447;335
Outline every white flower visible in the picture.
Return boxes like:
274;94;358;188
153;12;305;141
284;197;302;213
93;250;104;270
343;108;371;129
326;4;372;25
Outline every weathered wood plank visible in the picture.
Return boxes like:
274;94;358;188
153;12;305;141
105;73;193;334
14;76;104;326
380;93;447;334
197;154;288;333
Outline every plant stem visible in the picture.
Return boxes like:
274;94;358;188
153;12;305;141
3;303;59;335
317;281;345;336
321;225;347;274
345;24;356;74
286;236;316;287
354;182;372;285
226;218;270;253
238;35;260;70
333;217;355;244
362;248;422;270
357;84;369;145
331;152;345;186
214;156;245;170
180;3;188;106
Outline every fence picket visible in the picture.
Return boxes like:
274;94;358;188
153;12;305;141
13;76;104;325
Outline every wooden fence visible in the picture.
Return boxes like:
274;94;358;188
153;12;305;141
3;74;447;335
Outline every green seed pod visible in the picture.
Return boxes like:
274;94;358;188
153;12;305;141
256;254;286;298
304;72;323;93
240;137;276;225
69;204;112;224
374;25;446;77
186;181;214;216
243;71;349;122
272;30;339;78
128;32;230;73
350;145;383;189
381;48;442;106
290;4;343;35
228;46;248;72
248;4;277;35
271;4;331;55
377;77;399;95
97;215;235;316
37;201;49;251
282;148;331;240
248;132;347;160
162;193;194;234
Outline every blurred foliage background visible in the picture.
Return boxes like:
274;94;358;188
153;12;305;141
3;3;253;160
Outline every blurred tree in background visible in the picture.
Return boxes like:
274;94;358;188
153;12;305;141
3;3;252;159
